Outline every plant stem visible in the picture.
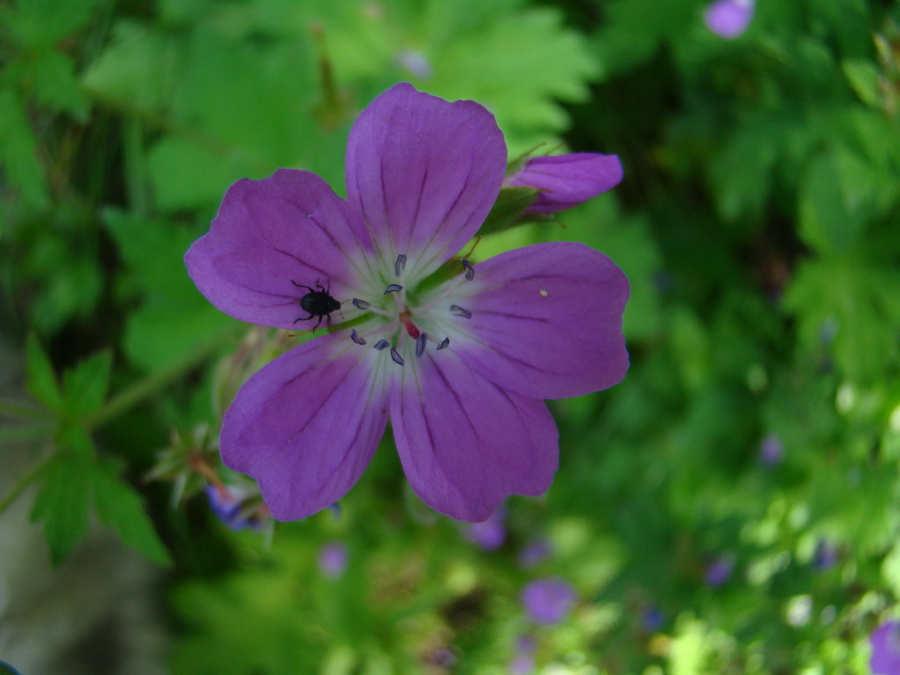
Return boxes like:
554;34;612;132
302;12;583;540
82;331;237;431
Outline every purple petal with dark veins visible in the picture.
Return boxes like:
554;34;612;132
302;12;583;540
345;83;506;275
391;349;558;522
185;169;373;329
221;333;389;521
449;242;629;400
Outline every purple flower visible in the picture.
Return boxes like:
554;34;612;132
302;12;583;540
510;635;537;674
395;49;433;80
185;83;629;523
318;541;348;578
871;619;900;675
464;508;506;550
813;540;839;570
643;606;665;631
759;433;784;466
521;577;577;625
705;554;735;586
205;484;265;530
704;0;755;39
506;153;623;214
518;537;552;568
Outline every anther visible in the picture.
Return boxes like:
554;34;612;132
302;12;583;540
384;284;403;295
390;347;405;366
461;259;475;281
394;254;408;277
415;333;428;357
350;329;366;345
352;298;371;310
373;339;390;351
437;337;450;351
450;304;472;319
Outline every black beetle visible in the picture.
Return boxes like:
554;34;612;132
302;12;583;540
292;280;341;330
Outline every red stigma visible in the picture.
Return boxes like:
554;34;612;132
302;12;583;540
400;312;421;338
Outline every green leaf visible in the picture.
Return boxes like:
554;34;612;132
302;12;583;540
146;138;241;212
784;255;900;381
798;148;866;253
0;0;102;49
29;49;90;120
62;350;112;418
29;457;92;564
428;7;598;151
81;21;180;113
25;334;63;412
103;210;235;371
91;463;171;566
0;88;48;208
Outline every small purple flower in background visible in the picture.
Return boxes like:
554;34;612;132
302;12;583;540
205;484;265;531
318;541;348;578
395;49;433;80
705;554;735;587
506;153;623;214
871;619;900;674
464;508;506;550
522;577;577;625
643;606;665;631
509;635;537;674
185;83;629;523
704;0;755;39
518;537;552;568
813;540;839;570
759;433;784;466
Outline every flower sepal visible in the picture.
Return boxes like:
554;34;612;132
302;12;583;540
477;185;544;236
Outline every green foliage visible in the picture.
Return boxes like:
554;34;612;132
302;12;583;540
2;0;900;671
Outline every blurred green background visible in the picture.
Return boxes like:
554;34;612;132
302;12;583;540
1;0;899;673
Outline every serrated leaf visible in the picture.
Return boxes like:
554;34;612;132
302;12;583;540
91;464;171;565
0;88;48;208
25;334;63;412
784;256;900;380
428;8;598;151
62;351;112;418
29;457;92;564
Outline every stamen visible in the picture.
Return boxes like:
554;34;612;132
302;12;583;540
384;284;403;295
373;339;390;351
390;347;405;366
416;333;428;357
461;258;475;281
437;337;450;350
350;329;366;345
352;298;371;310
394;254;408;277
450;304;472;319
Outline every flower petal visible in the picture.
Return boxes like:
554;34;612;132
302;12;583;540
448;242;629;400
345;83;506;277
185;169;375;329
391;349;558;522
509;153;623;213
221;333;389;521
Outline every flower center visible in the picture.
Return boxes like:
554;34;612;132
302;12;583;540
347;254;474;366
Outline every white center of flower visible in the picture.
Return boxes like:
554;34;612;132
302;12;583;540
346;254;474;366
